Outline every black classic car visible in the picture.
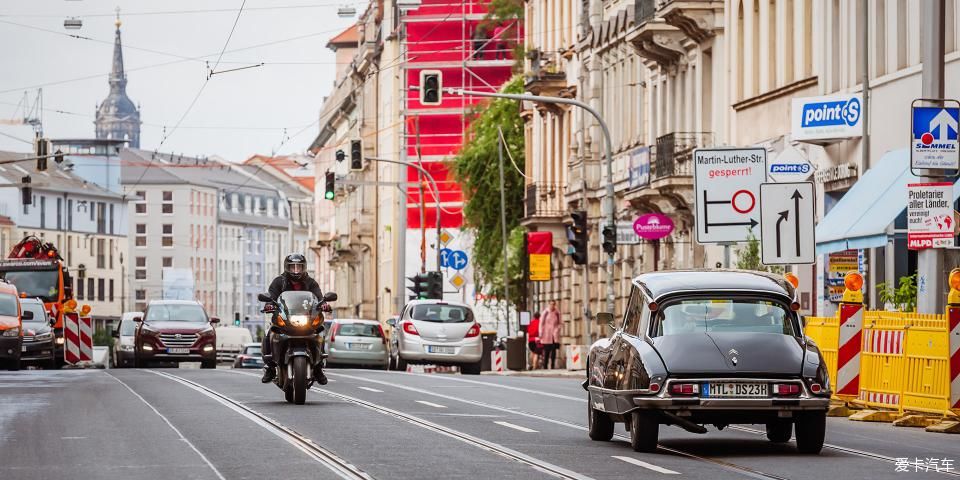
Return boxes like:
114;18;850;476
585;270;831;454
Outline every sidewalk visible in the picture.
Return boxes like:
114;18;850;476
481;368;586;378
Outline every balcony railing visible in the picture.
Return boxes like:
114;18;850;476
524;182;566;219
652;132;713;180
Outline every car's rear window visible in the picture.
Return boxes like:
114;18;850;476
243;345;262;355
651;298;794;337
410;304;473;323
337;323;382;337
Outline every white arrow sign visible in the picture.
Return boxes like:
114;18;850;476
931;109;958;141
759;182;816;265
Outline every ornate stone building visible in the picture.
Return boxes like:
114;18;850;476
95;17;141;148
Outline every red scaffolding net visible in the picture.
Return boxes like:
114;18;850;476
402;0;520;229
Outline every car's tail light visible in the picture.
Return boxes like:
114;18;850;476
670;383;698;395
377;324;387;344
773;383;801;396
465;323;480;338
648;382;661;393
809;383;823;394
329;323;340;343
402;321;419;336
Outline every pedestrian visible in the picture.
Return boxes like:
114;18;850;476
527;312;541;370
540;301;561;369
492;23;508;59
472;24;487;60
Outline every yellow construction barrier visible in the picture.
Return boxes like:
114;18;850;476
900;314;952;415
804;315;838;390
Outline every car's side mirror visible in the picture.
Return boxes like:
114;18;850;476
21;310;34;321
49;318;56;327
323;292;338;303
257;293;272;303
111;328;119;338
596;312;615;330
133;316;143;323
210;317;220;324
386;318;397;327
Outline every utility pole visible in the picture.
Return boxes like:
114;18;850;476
918;0;946;314
446;88;618;316
497;128;511;336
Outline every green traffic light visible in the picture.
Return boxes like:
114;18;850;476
324;191;334;200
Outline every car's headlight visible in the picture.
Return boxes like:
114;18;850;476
202;345;214;352
289;314;309;327
1;328;19;337
56;336;65;345
35;332;53;341
142;344;154;351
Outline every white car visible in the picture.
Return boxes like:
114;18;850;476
111;312;141;368
387;300;482;374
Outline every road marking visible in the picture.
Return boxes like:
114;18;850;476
494;421;538;433
416;400;447;408
106;372;227;480
398;372;586;402
612;456;680;475
357;386;383;393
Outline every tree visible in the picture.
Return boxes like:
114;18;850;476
481;0;525;72
735;232;784;273
452;76;526;306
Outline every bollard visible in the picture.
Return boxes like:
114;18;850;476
835;271;865;400
948;270;960;414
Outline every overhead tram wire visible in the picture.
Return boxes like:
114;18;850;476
0;3;365;19
125;0;248;197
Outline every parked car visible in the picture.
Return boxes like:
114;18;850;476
325;318;388;368
585;270;831;454
232;343;264;369
0;280;22;371
387;300;482;374
216;326;253;363
19;297;56;368
111;312;141;368
134;300;219;368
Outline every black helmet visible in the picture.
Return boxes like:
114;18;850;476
283;253;307;280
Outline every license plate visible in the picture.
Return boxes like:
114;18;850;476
702;382;768;398
426;345;455;354
167;347;190;354
347;343;371;350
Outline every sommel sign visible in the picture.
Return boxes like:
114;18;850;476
907;182;954;250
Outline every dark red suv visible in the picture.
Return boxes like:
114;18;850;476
135;300;218;368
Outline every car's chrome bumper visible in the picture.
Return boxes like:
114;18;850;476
628;397;831;410
327;348;388;365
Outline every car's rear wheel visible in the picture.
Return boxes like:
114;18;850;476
460;361;482;375
395;354;408;372
291;356;308;405
629;411;659;452
766;420;793;443
794;411;826;454
587;395;614;441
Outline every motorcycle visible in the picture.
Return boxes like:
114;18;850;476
258;290;337;405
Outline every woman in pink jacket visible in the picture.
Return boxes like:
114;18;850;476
539;301;562;369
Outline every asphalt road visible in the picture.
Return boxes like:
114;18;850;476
1;366;957;480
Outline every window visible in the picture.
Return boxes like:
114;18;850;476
57;198;62;229
162;257;173;268
87;278;95;301
109;279;114;302
67;199;73;229
135;190;145;200
109;239;114;269
98;278;105;302
162;191;172;202
135;256;146;280
96;239;105;269
135;224;146;247
621;287;645;335
40;196;46;229
109;204;114;234
162;224;173;247
96;202;106;233
135;289;146;301
650;298;795;337
135;203;146;214
162;203;173;214
77;278;84;300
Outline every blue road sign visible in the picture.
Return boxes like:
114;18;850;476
911;104;960;170
449;250;468;270
440;248;453;268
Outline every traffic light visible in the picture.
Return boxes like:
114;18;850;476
568;211;588;265
407;274;431;300
426;271;443;300
335;149;346;162
602;224;617;254
324;171;335;200
20;176;31;205
419;70;442;105
350;139;363;171
234;312;241;327
34;136;48;171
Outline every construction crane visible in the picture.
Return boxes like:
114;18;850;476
0;89;43;135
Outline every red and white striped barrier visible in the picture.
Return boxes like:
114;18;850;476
63;312;81;365
949;305;960;411
565;345;584;370
491;350;504;373
78;316;93;362
836;303;864;398
864;330;904;355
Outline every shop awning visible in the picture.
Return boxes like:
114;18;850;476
815;148;960;255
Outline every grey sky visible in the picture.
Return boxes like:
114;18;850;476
0;0;359;161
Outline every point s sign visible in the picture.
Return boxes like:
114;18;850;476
791;93;863;142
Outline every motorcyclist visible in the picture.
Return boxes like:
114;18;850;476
261;253;328;385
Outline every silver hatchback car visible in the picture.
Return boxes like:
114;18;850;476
388;300;482;374
325;318;389;368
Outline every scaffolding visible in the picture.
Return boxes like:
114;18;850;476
400;0;522;229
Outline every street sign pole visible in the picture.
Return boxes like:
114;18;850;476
919;0;946;314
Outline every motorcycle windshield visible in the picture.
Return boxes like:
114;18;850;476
277;291;318;321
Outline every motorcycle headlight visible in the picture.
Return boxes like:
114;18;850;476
289;315;309;327
35;332;53;341
1;328;19;337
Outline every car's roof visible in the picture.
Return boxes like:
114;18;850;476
147;300;202;306
404;299;471;309
634;270;794;300
121;311;143;320
333;318;379;324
